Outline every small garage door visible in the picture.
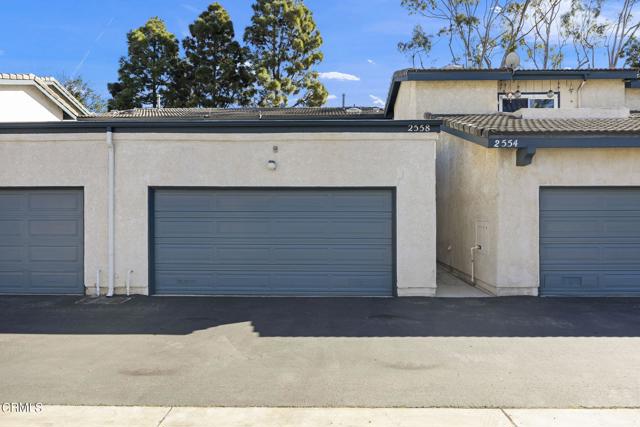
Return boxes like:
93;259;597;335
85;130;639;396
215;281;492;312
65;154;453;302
151;189;394;296
540;187;640;296
0;189;84;295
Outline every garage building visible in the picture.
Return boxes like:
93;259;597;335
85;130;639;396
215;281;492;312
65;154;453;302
0;103;440;297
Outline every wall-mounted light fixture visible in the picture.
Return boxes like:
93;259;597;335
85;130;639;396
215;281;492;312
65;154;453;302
267;160;277;171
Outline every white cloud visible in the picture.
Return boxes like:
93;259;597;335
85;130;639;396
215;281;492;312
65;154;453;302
367;59;375;64
327;94;337;100
369;95;385;107
318;71;360;81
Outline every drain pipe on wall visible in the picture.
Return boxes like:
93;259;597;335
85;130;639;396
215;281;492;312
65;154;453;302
470;245;482;284
106;127;115;297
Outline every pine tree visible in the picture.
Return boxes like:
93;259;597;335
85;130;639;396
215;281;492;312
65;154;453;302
108;17;180;110
244;0;327;107
183;3;254;107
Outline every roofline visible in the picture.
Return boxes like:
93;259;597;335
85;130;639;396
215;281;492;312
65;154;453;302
0;119;442;134
44;78;92;116
443;124;640;164
384;68;640;118
0;78;89;118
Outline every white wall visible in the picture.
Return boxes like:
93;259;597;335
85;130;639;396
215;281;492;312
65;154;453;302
0;85;64;122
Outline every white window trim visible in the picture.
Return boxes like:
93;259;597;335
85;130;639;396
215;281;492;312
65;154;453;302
498;92;559;112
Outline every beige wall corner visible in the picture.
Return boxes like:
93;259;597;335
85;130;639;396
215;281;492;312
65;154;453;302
397;286;437;297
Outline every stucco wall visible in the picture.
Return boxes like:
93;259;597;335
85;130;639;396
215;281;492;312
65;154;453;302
0;132;108;292
395;80;497;118
494;147;640;295
436;133;500;292
625;88;640;110
437;136;640;296
0;85;64;122
113;132;437;296
0;131;437;296
394;79;627;117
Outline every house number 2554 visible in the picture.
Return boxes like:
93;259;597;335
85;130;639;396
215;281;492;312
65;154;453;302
493;139;519;148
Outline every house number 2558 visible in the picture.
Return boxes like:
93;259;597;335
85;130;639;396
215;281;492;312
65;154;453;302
407;124;431;132
493;139;519;148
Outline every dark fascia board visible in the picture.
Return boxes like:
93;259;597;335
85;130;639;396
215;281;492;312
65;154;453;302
0;119;442;134
445;127;640;149
444;128;640;166
384;68;639;118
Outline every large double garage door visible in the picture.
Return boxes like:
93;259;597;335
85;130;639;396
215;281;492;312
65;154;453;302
540;187;640;296
151;189;395;296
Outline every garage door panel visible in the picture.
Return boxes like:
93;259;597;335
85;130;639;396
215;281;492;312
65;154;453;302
0;189;84;295
152;189;394;296
29;219;80;236
540;187;640;296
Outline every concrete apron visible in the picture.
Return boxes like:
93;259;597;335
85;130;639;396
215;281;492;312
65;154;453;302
2;407;640;427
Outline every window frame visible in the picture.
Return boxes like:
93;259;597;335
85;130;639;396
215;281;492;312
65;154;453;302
497;91;561;112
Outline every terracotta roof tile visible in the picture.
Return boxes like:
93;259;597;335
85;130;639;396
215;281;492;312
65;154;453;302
442;114;640;136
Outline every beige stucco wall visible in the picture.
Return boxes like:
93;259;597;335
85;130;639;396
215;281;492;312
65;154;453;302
0;132;108;292
0;85;64;122
394;80;497;118
437;134;640;296
394;79;628;118
0;131;437;297
494;147;640;295
625;88;640;110
0;131;438;297
436;133;500;292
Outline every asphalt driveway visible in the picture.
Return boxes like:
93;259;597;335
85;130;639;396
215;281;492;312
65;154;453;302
1;295;639;408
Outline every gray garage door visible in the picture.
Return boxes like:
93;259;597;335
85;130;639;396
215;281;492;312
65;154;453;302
540;187;640;296
0;189;84;295
152;189;394;296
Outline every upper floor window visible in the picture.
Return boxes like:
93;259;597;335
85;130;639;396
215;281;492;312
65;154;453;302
498;92;559;112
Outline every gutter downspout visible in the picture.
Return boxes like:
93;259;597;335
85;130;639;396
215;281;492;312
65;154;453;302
106;127;115;297
576;74;587;108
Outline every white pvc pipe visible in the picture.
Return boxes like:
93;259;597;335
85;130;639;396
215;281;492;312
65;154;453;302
96;269;101;297
126;270;134;297
470;245;482;284
106;128;115;297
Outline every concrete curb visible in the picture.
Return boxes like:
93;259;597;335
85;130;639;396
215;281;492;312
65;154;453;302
1;407;640;427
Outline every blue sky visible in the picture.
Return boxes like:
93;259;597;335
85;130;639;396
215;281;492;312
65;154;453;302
1;0;430;107
0;1;629;107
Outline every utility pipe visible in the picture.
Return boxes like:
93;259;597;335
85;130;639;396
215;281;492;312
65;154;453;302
576;78;587;108
126;270;134;297
470;245;482;284
106;127;115;297
95;269;101;297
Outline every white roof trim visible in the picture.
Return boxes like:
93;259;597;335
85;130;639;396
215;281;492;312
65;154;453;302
0;74;91;118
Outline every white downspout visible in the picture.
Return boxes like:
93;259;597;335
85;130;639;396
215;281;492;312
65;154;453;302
576;79;587;108
106;127;115;297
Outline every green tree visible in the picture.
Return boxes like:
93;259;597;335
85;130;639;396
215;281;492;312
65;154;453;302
622;36;640;67
243;0;327;107
108;17;180;110
59;75;107;113
183;3;254;107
